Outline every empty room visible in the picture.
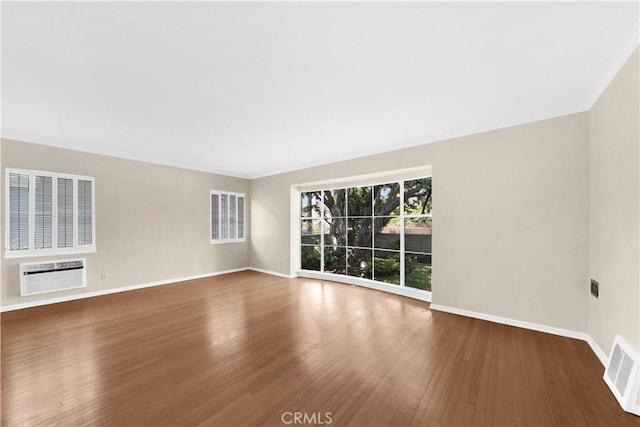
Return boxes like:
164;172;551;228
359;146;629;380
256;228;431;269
1;1;639;426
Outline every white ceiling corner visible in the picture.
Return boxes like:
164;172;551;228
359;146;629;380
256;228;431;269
584;20;639;110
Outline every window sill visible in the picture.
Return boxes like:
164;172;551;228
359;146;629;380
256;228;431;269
210;239;246;245
4;248;97;260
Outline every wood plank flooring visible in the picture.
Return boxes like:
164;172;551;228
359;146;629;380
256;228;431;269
1;271;638;426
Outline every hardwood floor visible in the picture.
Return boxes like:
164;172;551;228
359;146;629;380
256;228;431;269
1;271;638;426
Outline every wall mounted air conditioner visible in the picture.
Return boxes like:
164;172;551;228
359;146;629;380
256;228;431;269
20;259;86;296
604;334;640;416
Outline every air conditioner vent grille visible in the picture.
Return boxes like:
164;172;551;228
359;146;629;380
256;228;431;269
616;353;633;396
603;335;639;416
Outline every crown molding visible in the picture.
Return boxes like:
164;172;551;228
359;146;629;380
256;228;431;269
585;21;639;109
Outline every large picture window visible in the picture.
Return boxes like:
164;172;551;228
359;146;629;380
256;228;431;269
210;190;245;244
300;177;432;291
5;169;96;258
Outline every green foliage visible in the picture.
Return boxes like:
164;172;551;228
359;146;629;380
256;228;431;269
404;177;432;215
347;187;372;216
405;255;416;274
373;257;399;276
362;253;400;277
301;246;321;270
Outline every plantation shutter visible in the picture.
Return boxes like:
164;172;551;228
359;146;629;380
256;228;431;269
9;172;30;251
78;179;93;245
220;194;229;239
237;196;245;239
211;193;220;240
210;191;245;242
34;175;53;249
229;195;237;239
57;178;74;248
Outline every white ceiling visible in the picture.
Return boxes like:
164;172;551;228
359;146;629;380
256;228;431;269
2;2;638;179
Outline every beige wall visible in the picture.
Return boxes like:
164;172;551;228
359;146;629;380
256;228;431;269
588;48;640;353
251;113;590;332
1;139;250;307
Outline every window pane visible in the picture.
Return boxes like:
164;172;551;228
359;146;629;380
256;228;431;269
404;178;432;215
301;191;322;218
374;183;400;216
405;254;432;291
57;178;73;248
237;196;245;239
323;189;346;217
301;219;321;244
78;180;93;245
347;247;372;279
347;218;372;248
374;217;400;250
404;217;432;254
211;194;219;240
301;245;321;271
373;250;400;285
229;195;237;239
324;246;346;275
347;186;372;217
220;194;229;239
9;173;29;251
324;216;346;247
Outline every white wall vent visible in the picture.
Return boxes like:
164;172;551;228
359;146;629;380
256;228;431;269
604;334;640;416
20;259;86;296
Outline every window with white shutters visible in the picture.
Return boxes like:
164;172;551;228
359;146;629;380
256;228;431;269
210;190;245;244
5;169;96;257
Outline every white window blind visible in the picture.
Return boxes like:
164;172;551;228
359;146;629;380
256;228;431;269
5;169;96;257
237;196;245;239
229;195;237;239
210;190;245;244
220;194;229;239
57;178;74;248
34;175;53;250
9;172;29;251
78;179;93;246
211;193;220;240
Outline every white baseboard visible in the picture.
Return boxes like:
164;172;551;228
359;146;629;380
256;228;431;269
248;267;297;279
0;267;250;312
298;270;432;302
585;335;610;367
429;303;609;367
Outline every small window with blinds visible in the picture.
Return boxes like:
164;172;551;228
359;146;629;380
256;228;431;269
210;190;245;244
5;169;96;257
